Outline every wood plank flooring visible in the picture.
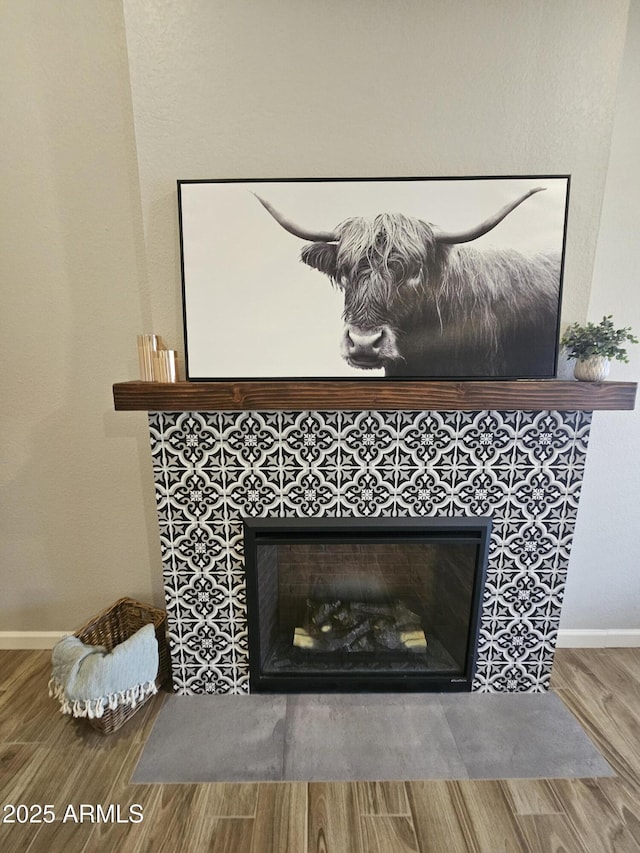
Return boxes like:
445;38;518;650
0;648;639;852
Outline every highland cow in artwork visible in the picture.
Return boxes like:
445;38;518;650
255;188;562;378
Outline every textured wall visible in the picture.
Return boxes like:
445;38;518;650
2;1;635;636
561;0;640;631
149;409;591;693
1;1;163;632
122;0;630;350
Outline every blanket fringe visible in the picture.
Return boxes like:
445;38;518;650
48;677;158;719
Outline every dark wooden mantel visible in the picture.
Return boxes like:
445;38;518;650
113;379;637;412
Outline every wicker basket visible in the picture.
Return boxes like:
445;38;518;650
73;597;170;734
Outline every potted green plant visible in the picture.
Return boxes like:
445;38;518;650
561;315;638;381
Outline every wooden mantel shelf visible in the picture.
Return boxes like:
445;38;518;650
113;379;637;412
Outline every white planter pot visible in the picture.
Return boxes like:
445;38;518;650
573;355;610;382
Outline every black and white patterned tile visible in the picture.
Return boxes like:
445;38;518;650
483;569;564;621
456;411;520;468
478;616;558;667
508;467;568;521
280;410;341;468
167;573;236;622
225;521;246;571
148;409;591;694
155;468;226;526
339;411;399;468
172;620;238;669
218;411;282;468
157;412;224;469
514;411;591;468
500;520;563;572
224;467;282;519
473;661;542;693
281;467;341;516
339;466;397;516
171;665;247;696
167;523;228;575
451;467;513;518
396;411;460;467
395;467;455;517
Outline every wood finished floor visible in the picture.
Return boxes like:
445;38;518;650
1;648;639;852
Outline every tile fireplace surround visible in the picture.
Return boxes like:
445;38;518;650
113;379;636;696
151;406;592;696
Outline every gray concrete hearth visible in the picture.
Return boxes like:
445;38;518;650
132;691;613;782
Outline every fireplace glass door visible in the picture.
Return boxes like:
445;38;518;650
243;517;490;692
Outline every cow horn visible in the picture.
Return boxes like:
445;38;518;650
434;187;546;245
254;194;338;242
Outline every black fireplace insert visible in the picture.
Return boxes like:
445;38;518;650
243;517;490;692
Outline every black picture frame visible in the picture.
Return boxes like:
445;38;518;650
178;176;570;381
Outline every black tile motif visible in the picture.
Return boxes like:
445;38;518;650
147;410;592;694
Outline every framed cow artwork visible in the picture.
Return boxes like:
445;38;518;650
178;176;570;380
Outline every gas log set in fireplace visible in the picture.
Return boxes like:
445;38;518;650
293;597;427;654
244;518;490;692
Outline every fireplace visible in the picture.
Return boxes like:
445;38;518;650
244;517;491;692
113;378;635;694
139;404;604;693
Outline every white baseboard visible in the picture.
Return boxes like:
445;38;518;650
2;629;639;650
556;629;640;648
0;631;68;649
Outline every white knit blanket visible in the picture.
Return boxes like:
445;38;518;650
49;623;159;719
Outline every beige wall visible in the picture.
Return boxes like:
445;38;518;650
560;0;640;631
122;0;630;350
1;0;635;633
1;1;162;631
